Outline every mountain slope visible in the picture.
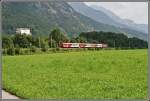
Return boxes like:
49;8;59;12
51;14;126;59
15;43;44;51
2;1;147;41
2;2;89;36
69;2;148;40
2;2;122;37
68;2;123;28
91;5;148;33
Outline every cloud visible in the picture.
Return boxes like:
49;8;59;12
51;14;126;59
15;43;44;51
84;2;148;24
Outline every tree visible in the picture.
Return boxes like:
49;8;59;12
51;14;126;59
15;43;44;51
129;37;147;49
2;36;14;49
79;31;148;49
13;34;30;48
7;47;15;55
41;40;49;52
70;38;77;43
76;37;87;43
49;28;68;47
48;39;57;48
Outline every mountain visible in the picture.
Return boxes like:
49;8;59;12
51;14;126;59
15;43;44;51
2;2;122;36
92;5;148;33
69;2;148;34
2;1;147;41
68;2;124;28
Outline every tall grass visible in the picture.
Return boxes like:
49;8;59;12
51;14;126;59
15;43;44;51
2;49;148;99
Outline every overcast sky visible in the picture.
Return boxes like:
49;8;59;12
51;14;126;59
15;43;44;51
84;2;148;24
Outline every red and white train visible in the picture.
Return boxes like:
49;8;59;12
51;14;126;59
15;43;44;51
60;43;108;48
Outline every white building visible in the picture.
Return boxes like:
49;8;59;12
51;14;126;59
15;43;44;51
16;28;31;35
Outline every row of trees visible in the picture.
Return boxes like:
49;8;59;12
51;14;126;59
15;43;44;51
2;28;88;50
2;28;148;55
2;28;66;49
79;31;148;49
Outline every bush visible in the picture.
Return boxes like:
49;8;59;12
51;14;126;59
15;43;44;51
2;49;7;55
19;49;24;55
15;48;20;55
88;48;95;51
41;44;49;52
51;48;56;52
56;47;60;51
7;48;15;55
30;46;37;53
24;49;30;55
41;47;48;52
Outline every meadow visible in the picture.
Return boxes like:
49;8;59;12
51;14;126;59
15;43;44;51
2;49;148;99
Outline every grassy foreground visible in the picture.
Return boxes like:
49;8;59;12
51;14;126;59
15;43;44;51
2;49;148;99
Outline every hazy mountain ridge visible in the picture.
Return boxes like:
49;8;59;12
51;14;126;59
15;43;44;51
69;2;147;41
84;3;148;33
100;7;148;34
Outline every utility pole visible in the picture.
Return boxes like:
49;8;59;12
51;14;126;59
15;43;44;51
39;36;41;48
114;40;116;49
50;35;52;48
30;43;32;54
129;40;130;49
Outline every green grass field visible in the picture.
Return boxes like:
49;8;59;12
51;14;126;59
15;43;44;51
2;49;148;99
